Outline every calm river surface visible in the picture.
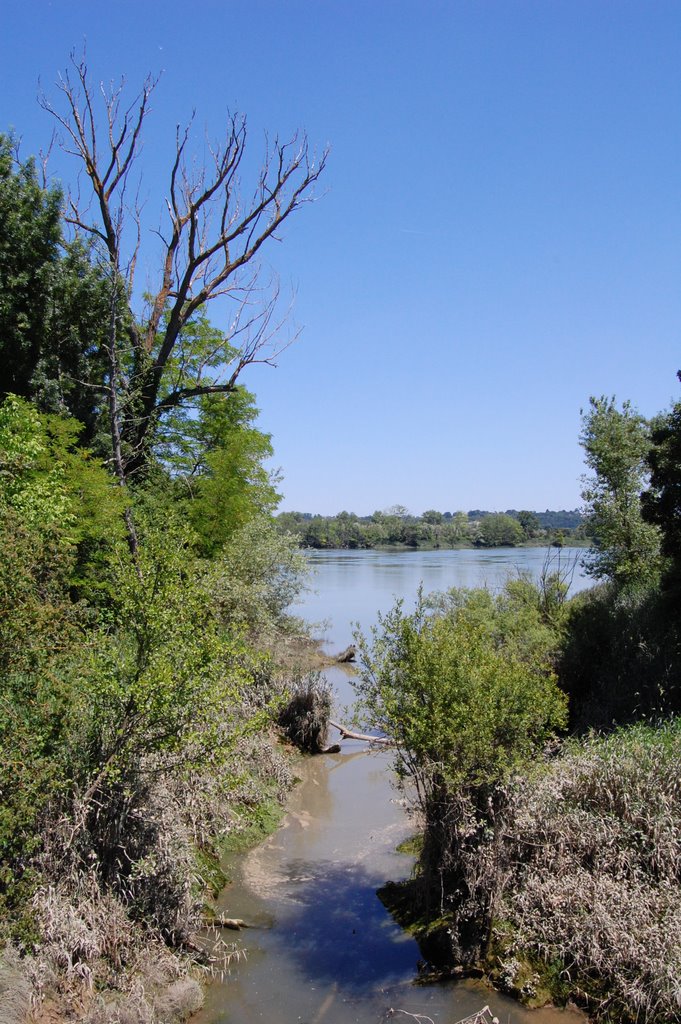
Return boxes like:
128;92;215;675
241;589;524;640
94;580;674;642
194;548;589;1024
298;546;591;659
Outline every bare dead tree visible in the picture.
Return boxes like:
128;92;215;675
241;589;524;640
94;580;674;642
40;53;327;480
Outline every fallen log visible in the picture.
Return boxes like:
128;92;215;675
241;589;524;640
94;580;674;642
328;719;392;745
203;916;249;930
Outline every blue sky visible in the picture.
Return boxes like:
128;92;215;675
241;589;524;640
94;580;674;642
2;1;680;515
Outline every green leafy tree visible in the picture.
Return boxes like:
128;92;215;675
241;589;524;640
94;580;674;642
422;509;444;525
78;521;257;794
0;396;72;530
445;511;471;544
373;505;418;545
517;510;541;539
0;398;102;931
0;135;109;439
275;511;308;537
152;313;243;473
300;516;333;549
479;512;523;546
642;372;681;594
355;591;566;795
0;135;62;399
213;515;308;638
354;585;567;961
189;422;280;555
580;396;662;588
189;384;281;546
0;395;124;542
330;511;365;549
139;313;282;553
0;395;127;598
0;508;81;934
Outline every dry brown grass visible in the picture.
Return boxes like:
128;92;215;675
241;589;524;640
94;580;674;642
498;721;681;1021
0;945;32;1024
10;726;298;1024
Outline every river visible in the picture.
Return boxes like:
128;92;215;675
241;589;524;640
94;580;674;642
297;546;590;657
193;547;590;1024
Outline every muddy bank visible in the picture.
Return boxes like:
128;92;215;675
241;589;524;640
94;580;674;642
269;632;357;674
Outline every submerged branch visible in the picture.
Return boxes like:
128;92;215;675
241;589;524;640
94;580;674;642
328;719;392;746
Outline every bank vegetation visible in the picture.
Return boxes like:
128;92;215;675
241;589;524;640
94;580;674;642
0;59;325;1024
355;388;681;1023
276;506;586;550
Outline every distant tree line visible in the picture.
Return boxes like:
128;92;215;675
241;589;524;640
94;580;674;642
276;505;588;549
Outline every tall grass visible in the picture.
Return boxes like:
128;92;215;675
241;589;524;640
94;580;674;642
499;720;681;1021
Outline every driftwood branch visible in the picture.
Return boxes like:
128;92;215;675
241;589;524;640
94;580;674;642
329;719;392;746
202;915;249;930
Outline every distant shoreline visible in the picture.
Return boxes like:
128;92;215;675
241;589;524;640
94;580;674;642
276;509;589;552
295;538;592;552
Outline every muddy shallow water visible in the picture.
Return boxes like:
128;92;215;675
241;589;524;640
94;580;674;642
193;687;584;1023
193;551;589;1024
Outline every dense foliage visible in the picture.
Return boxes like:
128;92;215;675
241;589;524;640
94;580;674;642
356;377;681;1021
580;396;662;588
564;388;681;728
0;74;318;1021
642;372;681;598
355;577;568;963
276;506;586;549
0;135;110;440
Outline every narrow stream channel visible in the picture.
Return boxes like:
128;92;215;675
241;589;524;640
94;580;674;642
193;550;589;1024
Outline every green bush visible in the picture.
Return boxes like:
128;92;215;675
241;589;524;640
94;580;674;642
560;582;681;729
354;583;567;963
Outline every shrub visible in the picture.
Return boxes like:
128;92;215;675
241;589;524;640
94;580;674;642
560;582;681;728
354;584;567;963
278;673;333;753
500;721;681;1021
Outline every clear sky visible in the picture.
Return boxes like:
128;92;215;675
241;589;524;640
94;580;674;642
2;1;680;515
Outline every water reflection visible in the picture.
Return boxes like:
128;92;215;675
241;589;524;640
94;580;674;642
271;859;416;992
195;747;584;1024
295;547;590;650
193;550;589;1024
194;747;420;1024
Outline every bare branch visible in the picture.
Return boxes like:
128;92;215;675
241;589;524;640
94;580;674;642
40;59;326;480
40;52;158;285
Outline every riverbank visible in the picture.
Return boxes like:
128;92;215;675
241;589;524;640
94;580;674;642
1;624;332;1024
375;720;681;1024
185;597;588;1024
12;727;303;1024
3;624;345;1024
189;676;590;1024
295;538;591;553
275;510;587;552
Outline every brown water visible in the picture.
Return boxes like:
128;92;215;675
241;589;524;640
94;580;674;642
193;551;589;1024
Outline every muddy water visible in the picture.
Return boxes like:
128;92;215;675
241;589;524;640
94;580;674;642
194;550;588;1024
